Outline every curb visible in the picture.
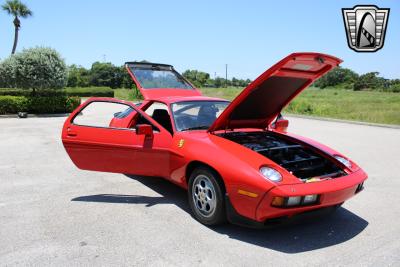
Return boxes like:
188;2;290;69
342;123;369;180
0;113;70;119
285;113;400;130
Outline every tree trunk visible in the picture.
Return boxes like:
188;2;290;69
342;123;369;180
11;17;20;55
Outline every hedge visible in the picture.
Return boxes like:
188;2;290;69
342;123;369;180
0;96;28;114
0;87;114;97
0;88;67;96
65;87;114;97
0;95;81;114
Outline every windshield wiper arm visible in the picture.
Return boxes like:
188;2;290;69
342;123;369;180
181;125;209;131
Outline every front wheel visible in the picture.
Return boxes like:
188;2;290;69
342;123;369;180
188;167;226;226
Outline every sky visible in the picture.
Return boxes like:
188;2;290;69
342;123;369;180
0;0;399;80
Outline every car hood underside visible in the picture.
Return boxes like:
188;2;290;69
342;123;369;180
208;52;342;131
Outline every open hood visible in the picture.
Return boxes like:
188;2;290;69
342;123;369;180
125;62;201;100
208;52;342;132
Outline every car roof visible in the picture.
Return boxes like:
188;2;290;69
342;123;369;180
150;95;229;104
125;62;173;69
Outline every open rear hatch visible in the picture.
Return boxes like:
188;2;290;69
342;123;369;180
208;52;342;132
125;62;201;100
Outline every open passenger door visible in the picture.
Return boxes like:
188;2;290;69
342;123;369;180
61;98;172;176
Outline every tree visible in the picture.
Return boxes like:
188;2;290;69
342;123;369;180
314;67;358;89
214;77;225;88
118;66;135;88
2;0;32;54
7;47;67;92
0;56;18;88
89;62;121;88
67;65;90;87
353;72;385;91
182;70;210;87
231;77;239;87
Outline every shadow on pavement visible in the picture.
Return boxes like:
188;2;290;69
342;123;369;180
72;174;368;253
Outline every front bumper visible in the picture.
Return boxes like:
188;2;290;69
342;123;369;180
227;168;367;227
256;168;367;221
225;195;342;228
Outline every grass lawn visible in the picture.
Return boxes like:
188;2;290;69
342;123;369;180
114;88;137;101
4;86;397;125
200;87;400;125
109;87;400;125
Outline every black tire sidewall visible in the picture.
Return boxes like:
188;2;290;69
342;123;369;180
188;167;226;226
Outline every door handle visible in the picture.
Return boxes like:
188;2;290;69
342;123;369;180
67;128;77;137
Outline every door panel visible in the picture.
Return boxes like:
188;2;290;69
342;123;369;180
133;101;174;177
62;99;141;174
62;98;174;177
63;125;139;173
134;132;171;177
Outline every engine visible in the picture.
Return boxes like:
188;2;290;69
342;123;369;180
218;131;345;182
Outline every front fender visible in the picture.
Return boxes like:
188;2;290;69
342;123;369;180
174;132;280;220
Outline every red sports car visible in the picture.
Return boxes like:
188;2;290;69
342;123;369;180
62;52;367;227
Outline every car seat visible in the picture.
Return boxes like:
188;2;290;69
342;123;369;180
197;105;217;127
152;109;173;134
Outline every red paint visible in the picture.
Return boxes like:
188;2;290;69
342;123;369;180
125;65;202;100
136;124;154;138
209;52;342;131
62;53;367;224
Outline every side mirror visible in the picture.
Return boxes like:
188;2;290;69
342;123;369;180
273;118;289;132
136;124;154;138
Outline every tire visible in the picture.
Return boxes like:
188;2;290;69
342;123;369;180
188;166;226;226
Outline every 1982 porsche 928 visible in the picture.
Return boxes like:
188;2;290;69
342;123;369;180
62;52;367;227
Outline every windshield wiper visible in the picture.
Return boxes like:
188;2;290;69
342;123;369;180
181;125;209;131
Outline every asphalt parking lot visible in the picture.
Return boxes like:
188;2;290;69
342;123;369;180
1;115;399;266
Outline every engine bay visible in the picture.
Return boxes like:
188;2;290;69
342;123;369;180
218;131;345;182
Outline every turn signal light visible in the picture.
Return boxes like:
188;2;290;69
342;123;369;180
271;196;285;207
271;195;319;208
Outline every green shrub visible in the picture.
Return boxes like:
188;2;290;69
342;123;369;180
28;96;67;113
0;88;66;96
65;87;114;97
0;87;113;97
0;96;28;114
389;84;400;93
0;95;80;114
66;97;81;112
0;47;67;90
286;100;315;114
0;56;18;88
0;88;28;96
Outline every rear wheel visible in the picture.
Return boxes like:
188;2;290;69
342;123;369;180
188;167;226;225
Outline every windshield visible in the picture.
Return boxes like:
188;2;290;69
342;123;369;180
129;66;193;89
171;101;230;131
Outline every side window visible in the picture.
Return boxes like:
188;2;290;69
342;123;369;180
144;102;169;116
73;101;133;128
144;102;173;134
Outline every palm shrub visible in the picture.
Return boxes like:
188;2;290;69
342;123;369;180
2;0;32;54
